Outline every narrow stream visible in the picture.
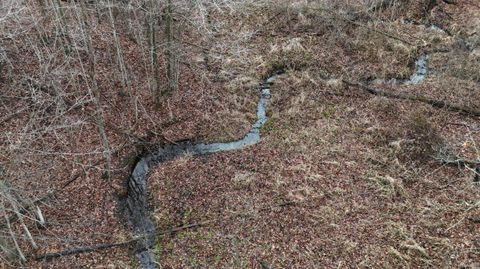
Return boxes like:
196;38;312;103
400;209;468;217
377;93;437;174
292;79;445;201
405;54;428;85
371;54;429;85
123;74;279;269
123;52;430;267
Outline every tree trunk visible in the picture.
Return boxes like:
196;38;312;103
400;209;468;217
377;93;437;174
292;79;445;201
147;0;161;108
79;0;112;179
107;1;132;97
165;0;178;95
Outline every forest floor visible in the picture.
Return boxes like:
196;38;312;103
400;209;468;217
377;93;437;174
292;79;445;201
0;0;479;268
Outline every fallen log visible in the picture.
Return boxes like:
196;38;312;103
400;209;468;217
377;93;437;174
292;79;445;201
32;201;296;260
33;221;209;260
442;0;457;4
33;241;132;260
342;80;480;117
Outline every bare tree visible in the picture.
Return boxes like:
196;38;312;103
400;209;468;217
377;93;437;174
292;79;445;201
145;0;162;107
78;0;112;178
164;0;179;95
107;0;133;97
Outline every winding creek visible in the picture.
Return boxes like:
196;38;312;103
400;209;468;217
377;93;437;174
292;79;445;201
123;52;430;268
371;54;429;85
123;73;280;268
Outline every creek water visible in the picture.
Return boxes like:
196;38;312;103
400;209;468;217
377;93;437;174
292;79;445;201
371;54;429;85
405;54;429;85
123;75;278;269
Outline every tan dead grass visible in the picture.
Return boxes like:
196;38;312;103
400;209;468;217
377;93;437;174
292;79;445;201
1;0;479;267
149;68;480;267
146;2;480;263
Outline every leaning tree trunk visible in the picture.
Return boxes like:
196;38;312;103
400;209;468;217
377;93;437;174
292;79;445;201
164;0;178;95
79;0;112;179
107;0;132;97
146;0;162;108
51;0;72;54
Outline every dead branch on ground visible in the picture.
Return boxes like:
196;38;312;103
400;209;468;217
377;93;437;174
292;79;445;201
33;201;296;260
343;80;480;117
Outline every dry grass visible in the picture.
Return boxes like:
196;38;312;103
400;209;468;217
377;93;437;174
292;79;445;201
1;0;479;267
146;1;480;267
149;65;479;268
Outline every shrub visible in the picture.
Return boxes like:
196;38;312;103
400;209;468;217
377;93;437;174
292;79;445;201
401;110;443;162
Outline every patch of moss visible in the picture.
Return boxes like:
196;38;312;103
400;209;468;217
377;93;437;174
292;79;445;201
321;105;337;119
123;153;140;168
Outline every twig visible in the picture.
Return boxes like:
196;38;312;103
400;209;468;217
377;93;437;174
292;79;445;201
342;16;415;46
0;144;128;230
447;122;480;132
61;144;126;189
468;217;480;223
434;157;480;167
0;192;54;230
0;107;29;125
445;200;480;232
